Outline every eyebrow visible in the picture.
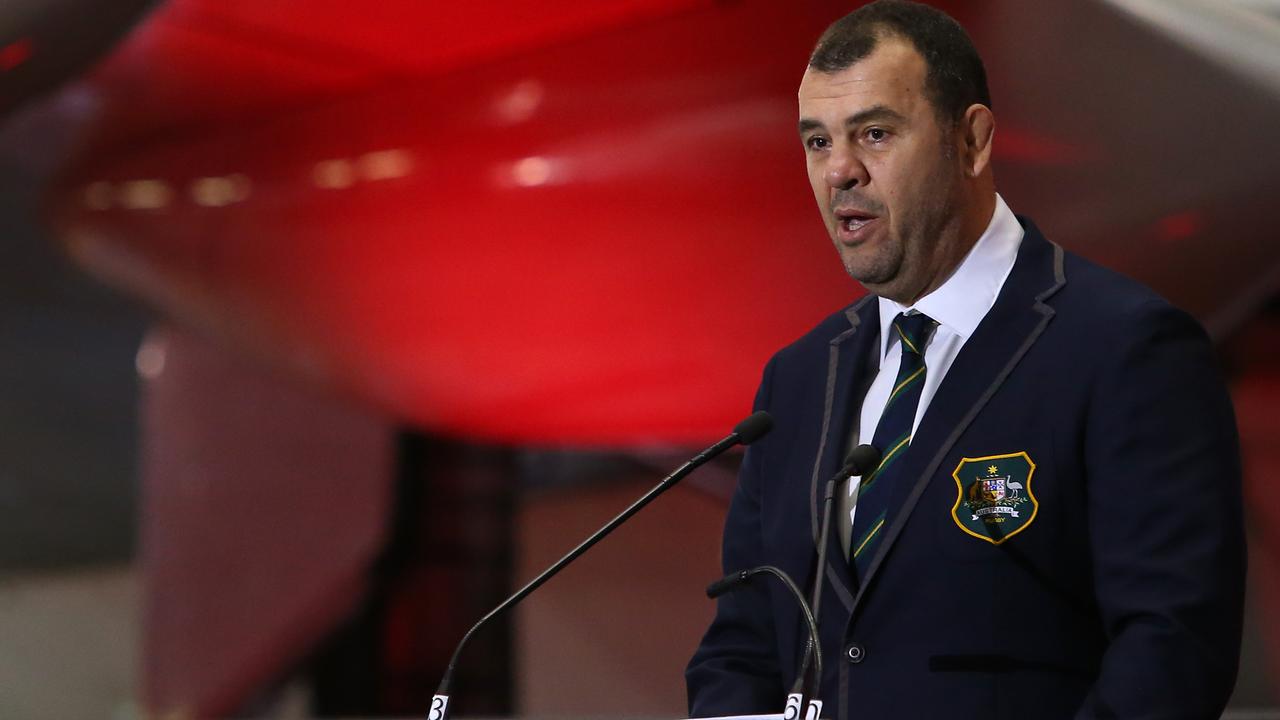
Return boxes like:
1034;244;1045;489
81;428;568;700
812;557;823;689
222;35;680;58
798;104;909;136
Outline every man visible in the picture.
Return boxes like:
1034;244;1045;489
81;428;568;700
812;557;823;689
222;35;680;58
686;2;1245;719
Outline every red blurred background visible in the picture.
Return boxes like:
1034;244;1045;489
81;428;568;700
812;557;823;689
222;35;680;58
1;0;1277;717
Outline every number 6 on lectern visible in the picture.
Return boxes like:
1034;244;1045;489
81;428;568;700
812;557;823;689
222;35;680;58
784;693;823;720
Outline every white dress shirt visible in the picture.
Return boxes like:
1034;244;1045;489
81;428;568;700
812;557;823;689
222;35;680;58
839;193;1024;559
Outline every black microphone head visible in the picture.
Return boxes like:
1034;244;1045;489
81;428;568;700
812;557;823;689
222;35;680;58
841;444;882;477
706;569;752;599
732;411;774;445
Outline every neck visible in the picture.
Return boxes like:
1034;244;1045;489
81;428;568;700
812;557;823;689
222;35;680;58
889;190;997;305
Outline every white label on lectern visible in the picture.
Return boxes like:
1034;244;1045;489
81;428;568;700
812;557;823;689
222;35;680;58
784;692;823;720
783;694;802;720
427;694;449;720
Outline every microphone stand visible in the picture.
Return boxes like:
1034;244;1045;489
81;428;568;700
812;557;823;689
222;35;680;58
795;444;881;717
428;412;774;720
706;565;821;720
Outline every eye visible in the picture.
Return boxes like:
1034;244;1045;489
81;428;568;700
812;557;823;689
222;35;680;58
865;127;890;143
805;135;830;151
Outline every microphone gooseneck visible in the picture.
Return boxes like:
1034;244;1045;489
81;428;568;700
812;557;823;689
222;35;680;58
706;564;821;720
429;411;774;720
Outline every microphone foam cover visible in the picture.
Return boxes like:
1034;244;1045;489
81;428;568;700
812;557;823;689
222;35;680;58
733;411;774;445
843;444;882;476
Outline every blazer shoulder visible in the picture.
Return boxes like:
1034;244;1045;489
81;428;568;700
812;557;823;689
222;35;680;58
1053;249;1205;337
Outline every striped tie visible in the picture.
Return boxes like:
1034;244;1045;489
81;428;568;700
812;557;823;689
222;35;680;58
850;311;938;581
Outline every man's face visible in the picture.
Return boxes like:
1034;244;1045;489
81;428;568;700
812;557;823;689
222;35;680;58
798;38;965;302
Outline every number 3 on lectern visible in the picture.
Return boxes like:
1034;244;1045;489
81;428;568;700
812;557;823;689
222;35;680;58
427;695;448;720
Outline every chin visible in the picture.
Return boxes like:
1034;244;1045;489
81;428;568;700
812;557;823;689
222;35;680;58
840;252;898;286
843;266;892;290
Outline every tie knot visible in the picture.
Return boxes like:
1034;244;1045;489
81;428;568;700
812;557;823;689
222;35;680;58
892;312;936;356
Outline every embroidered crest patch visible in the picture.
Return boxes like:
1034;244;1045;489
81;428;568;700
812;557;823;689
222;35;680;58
950;452;1038;544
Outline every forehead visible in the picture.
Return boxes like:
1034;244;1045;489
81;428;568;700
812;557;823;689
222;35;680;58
798;38;928;119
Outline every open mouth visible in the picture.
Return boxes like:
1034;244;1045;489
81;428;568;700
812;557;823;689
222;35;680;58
835;209;879;238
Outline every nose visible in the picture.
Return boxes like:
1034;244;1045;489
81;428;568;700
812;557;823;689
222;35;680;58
825;146;869;190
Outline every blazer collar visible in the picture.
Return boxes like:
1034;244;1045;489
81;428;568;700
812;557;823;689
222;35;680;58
800;294;881;614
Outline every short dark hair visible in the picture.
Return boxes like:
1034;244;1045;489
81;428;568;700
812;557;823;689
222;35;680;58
809;0;992;124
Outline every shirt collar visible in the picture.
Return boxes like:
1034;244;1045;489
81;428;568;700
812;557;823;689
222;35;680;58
877;193;1024;360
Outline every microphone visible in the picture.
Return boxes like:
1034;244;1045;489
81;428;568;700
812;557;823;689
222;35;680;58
840;444;883;486
427;411;774;720
706;565;822;720
731;411;774;445
795;444;881;715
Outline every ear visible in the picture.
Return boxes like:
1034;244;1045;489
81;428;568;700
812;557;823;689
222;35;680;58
960;103;994;178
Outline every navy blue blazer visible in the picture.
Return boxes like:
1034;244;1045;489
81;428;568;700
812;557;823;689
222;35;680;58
687;219;1245;720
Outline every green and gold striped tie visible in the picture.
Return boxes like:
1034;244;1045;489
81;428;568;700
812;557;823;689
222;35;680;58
851;311;938;580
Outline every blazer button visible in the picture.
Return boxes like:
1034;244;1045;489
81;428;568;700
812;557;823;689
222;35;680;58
845;642;866;664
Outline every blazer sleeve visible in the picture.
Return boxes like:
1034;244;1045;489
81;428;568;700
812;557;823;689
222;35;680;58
685;357;787;717
1075;300;1246;719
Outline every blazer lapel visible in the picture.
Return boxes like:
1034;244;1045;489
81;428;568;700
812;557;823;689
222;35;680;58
807;294;881;613
850;220;1067;612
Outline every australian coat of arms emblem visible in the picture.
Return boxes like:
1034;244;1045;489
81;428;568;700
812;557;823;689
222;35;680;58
950;452;1038;544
